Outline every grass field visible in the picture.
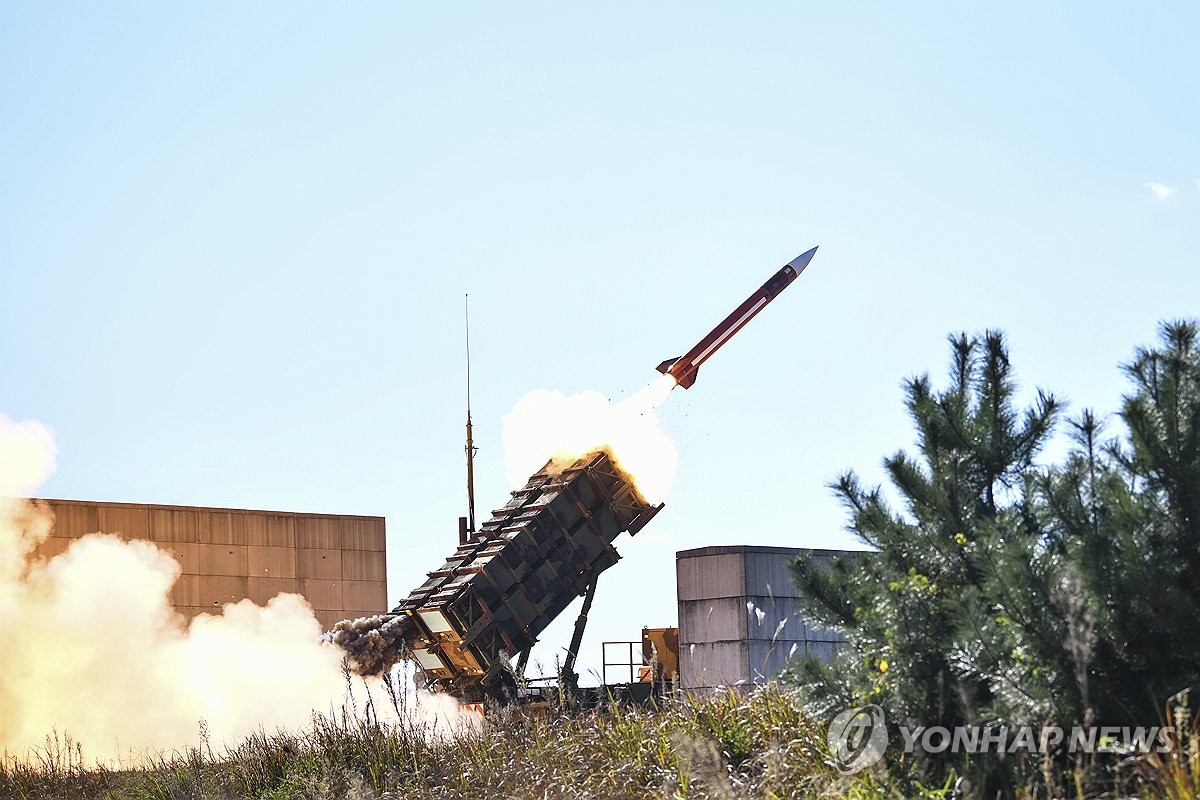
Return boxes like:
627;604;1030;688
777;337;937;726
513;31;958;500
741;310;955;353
0;684;893;800
2;683;1195;799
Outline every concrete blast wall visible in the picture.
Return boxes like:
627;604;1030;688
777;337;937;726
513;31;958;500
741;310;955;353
676;545;852;693
33;499;387;630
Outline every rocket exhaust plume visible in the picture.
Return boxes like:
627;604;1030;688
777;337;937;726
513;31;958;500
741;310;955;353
502;374;678;503
0;412;474;764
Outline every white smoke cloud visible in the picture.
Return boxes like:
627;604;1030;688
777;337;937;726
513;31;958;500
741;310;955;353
0;414;57;601
0;412;477;764
501;375;678;503
0;412;56;498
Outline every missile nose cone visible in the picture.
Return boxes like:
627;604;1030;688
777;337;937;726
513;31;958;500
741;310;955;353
787;246;819;274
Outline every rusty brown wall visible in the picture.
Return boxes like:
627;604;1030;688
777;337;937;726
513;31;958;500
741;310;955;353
31;499;387;630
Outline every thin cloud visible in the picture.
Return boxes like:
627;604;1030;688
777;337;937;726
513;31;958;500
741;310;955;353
1144;181;1177;201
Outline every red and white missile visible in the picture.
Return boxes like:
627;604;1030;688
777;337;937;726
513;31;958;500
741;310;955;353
656;246;817;389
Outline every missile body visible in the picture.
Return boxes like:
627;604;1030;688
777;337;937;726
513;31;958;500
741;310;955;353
656;246;817;389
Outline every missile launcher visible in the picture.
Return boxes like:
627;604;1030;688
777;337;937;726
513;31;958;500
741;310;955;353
383;449;661;701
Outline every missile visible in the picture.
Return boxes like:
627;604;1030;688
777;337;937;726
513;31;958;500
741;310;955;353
656;246;817;389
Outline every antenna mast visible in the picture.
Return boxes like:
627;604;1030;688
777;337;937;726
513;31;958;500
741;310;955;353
464;294;478;534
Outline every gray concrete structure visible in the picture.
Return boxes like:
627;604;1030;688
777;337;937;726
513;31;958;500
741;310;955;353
676;545;853;692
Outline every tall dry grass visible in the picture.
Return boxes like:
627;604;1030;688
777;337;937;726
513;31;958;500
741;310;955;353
4;681;1195;799
0;683;859;800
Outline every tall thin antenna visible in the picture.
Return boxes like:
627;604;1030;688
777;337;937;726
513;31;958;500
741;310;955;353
464;294;477;534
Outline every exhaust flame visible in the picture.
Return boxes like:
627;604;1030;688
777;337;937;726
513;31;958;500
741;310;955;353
0;412;476;764
502;374;678;503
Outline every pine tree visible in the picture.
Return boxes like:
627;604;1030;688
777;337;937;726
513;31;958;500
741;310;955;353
1041;320;1200;724
789;331;1061;788
789;321;1200;794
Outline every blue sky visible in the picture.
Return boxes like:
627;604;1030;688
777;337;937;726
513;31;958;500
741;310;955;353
3;3;1197;682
